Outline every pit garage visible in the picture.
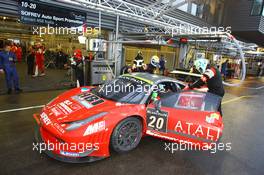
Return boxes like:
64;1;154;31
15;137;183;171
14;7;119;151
1;0;264;175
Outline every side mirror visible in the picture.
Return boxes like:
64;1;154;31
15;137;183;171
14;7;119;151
154;100;161;111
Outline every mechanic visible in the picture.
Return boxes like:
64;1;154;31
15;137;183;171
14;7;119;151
132;51;145;72
145;55;160;74
184;58;225;116
70;49;84;87
0;41;22;94
159;54;166;75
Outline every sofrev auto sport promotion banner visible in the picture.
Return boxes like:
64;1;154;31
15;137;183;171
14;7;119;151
19;0;86;27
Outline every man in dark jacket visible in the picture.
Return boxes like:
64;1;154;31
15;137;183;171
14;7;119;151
184;58;225;116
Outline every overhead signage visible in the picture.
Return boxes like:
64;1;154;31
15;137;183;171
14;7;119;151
19;0;86;27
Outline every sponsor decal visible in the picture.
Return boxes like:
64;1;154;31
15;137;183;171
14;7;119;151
205;113;220;124
60;150;80;157
80;101;93;109
40;112;51;126
83;121;106;136
40;112;66;133
174;120;221;141
51;100;82;116
51;107;61;117
73;93;104;108
59;100;73;113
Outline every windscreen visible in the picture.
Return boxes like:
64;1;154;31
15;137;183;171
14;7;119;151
92;76;151;104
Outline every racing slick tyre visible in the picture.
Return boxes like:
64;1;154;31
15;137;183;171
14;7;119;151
111;117;142;153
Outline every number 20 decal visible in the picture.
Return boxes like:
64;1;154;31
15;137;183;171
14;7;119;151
147;108;168;133
148;116;165;130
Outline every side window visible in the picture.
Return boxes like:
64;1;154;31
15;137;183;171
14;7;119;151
175;93;206;111
160;93;179;108
174;92;221;112
157;82;179;94
159;91;221;112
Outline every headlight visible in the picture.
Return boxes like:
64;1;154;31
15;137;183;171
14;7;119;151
65;112;108;131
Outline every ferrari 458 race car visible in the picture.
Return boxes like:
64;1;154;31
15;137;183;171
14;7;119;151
33;73;223;163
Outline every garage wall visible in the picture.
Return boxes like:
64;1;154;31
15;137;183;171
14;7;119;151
124;45;179;71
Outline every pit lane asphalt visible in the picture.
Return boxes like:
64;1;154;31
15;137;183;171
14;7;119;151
0;80;264;175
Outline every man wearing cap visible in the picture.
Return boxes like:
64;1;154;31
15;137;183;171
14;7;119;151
184;58;225;116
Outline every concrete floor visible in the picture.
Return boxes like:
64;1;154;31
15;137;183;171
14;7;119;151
0;63;73;95
0;78;264;175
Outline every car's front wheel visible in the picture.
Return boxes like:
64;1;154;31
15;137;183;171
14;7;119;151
111;117;142;153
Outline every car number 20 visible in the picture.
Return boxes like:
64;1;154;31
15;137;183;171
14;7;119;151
147;108;168;133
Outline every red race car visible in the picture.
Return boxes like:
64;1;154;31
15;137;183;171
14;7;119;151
33;73;223;163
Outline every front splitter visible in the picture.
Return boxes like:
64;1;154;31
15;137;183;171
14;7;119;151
33;123;106;163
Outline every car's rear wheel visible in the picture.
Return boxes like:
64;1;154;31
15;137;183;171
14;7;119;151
111;117;142;153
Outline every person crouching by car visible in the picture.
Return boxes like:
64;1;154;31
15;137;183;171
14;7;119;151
184;58;225;116
70;49;84;87
0;41;22;94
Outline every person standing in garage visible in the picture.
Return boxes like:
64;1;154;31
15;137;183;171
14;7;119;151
221;59;228;80
0;42;22;94
159;54;166;75
184;58;225;116
259;60;264;77
33;45;45;77
27;46;35;76
132;51;145;72
16;44;23;62
70;49;84;87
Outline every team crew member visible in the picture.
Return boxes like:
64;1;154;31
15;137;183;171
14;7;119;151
16;44;23;62
34;46;45;77
184;58;225;115
70;49;84;87
0;42;22;94
132;51;145;72
27;46;35;76
159;54;166;75
121;55;160;74
145;55;160;74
